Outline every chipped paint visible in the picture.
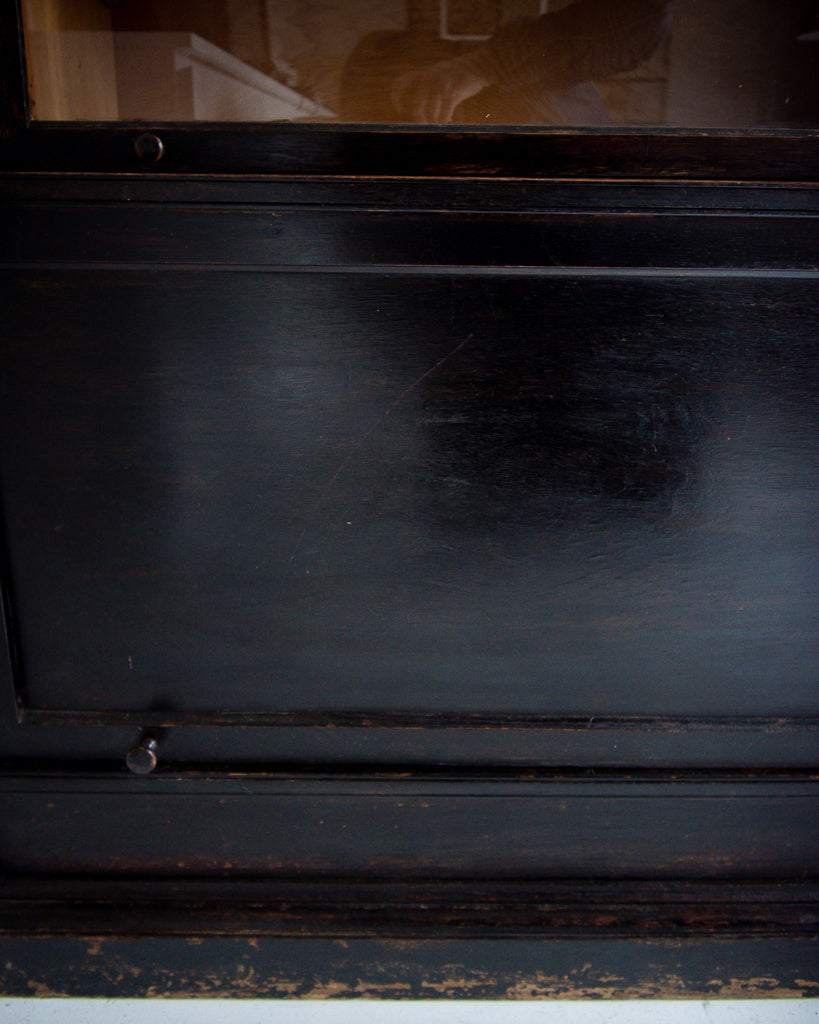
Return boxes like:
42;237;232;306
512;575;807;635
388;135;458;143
2;925;818;998
26;981;61;997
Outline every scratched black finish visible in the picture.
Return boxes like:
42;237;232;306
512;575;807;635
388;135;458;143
2;1;819;991
1;774;817;879
2;932;818;999
4;876;819;940
6;174;819;213
5;202;819;270
2;261;818;721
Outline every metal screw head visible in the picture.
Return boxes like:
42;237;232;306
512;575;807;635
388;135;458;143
126;736;159;775
134;132;164;162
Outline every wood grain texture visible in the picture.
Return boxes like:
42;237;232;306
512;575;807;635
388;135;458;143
1;4;818;988
1;773;817;878
2;261;818;724
3;123;819;181
3;202;819;269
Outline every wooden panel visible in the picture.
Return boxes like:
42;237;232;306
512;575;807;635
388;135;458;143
1;775;817;878
4;202;819;269
1;930;817;998
4;123;819;180
0;142;817;995
2;257;818;723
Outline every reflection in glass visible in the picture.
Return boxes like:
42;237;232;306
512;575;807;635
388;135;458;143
21;0;819;126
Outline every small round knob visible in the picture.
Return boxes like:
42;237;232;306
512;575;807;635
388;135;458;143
126;735;159;775
134;132;164;162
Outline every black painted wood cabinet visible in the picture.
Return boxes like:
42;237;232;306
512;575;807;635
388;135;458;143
1;0;818;998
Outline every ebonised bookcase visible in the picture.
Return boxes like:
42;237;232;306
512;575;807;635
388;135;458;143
1;0;817;998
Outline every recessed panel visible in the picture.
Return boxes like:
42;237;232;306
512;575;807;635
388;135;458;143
2;267;818;719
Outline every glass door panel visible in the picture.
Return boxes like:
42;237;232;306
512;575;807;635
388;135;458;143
21;0;819;127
